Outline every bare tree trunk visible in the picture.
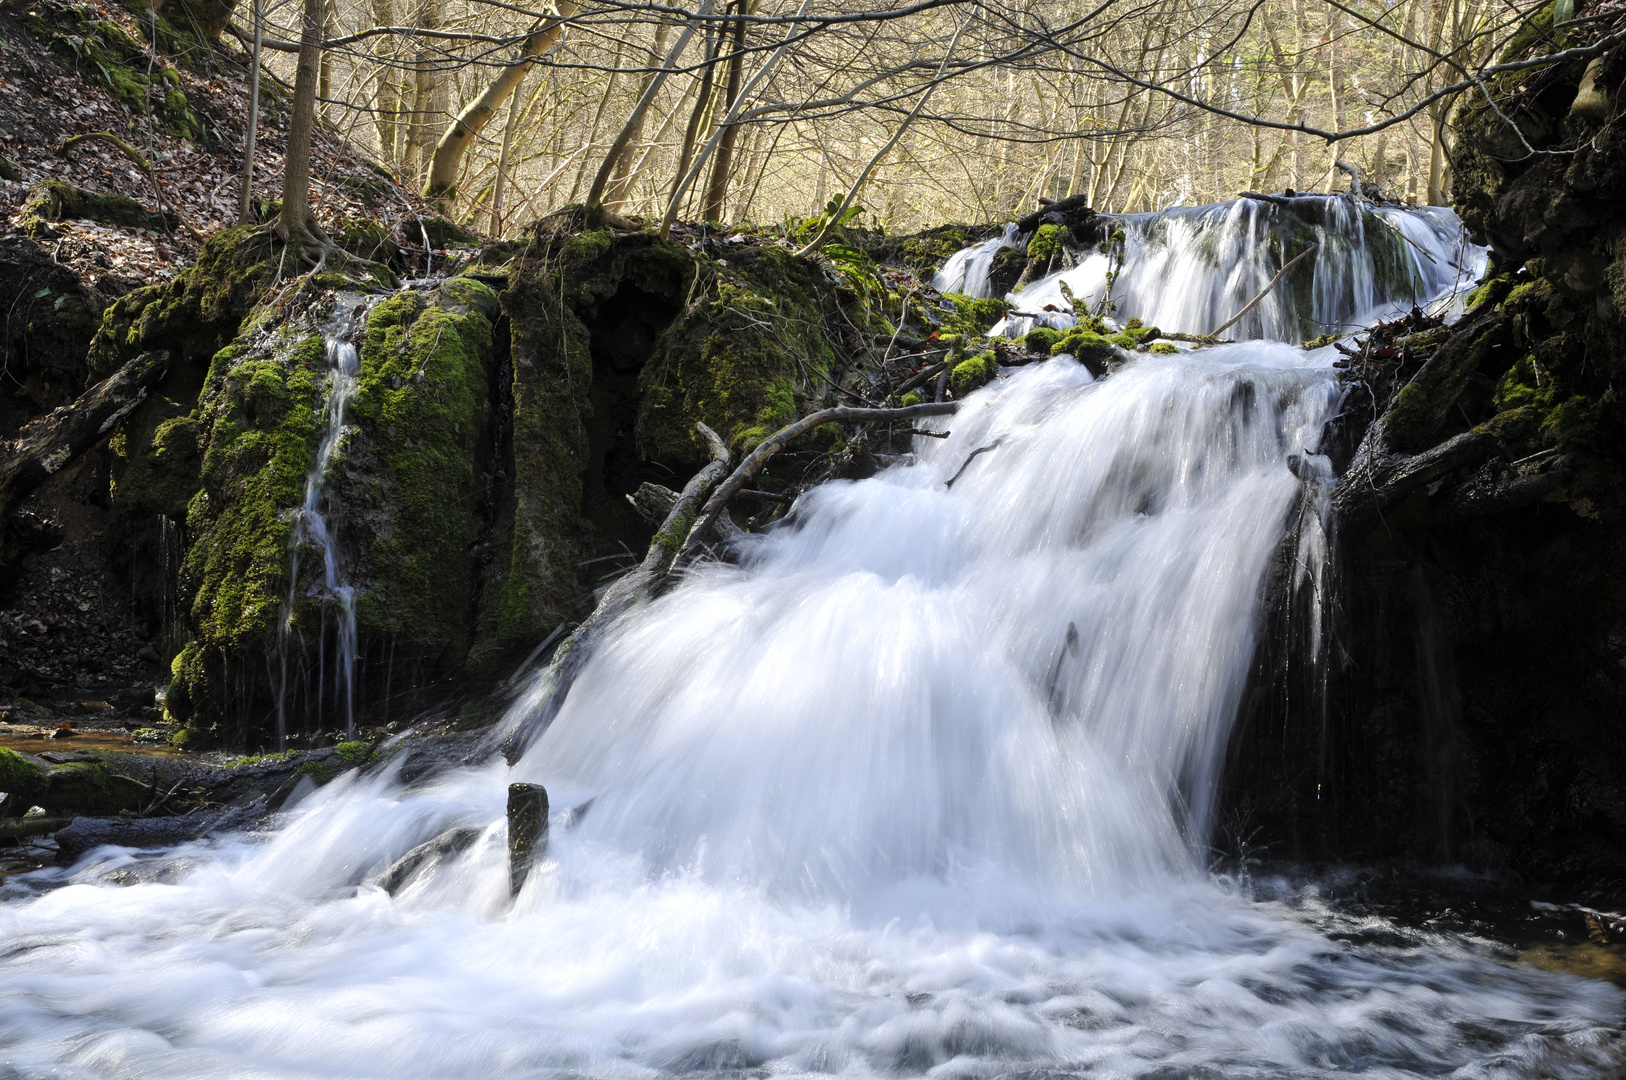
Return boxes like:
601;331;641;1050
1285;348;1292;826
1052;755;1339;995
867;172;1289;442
238;0;264;225
423;0;579;207
491;72;524;235
404;0;446;180
275;0;326;243
668;24;721;216
603;22;672;209
701;0;751;222
586;10;708;213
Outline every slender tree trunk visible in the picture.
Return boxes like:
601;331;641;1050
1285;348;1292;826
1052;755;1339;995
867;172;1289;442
423;0;579;207
603;21;672;209
668;24;721;215
701;0;751;222
491;71;524;235
317;0;334;123
275;0;326;243
237;0;264;225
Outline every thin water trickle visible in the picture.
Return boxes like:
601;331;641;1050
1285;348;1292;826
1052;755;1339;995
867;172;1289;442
277;301;365;745
0;206;1619;1079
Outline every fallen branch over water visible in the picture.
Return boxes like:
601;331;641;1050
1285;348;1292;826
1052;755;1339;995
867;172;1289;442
1209;244;1319;338
673;402;958;568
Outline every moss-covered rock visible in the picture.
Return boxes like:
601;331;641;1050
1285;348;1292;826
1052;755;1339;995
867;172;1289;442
950;350;999;395
341;279;498;656
0;748;49;816
19;180;169;241
637;240;842;459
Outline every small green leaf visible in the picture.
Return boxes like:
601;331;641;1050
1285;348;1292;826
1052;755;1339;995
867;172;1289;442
34;287;50;298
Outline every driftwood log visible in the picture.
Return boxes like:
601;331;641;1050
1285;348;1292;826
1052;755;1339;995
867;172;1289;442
0;351;170;514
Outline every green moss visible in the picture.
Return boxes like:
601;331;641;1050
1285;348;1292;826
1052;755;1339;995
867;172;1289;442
1023;327;1062;353
88;227;277;382
345;282;496;654
1149;342;1180;354
335;741;371;764
1026;223;1067;264
951;350;999;395
183;327;324;660
637;240;839;460
900;390;924;407
293;759;338;785
938;294;1010;339
225;750;298;767
0;748;48;815
44;761;148;815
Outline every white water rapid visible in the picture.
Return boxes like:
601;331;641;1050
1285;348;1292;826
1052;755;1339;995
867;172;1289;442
938;196;1484;341
1;208;1620;1079
277;302;364;744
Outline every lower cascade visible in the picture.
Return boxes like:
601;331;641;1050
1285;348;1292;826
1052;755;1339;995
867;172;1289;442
1;204;1621;1079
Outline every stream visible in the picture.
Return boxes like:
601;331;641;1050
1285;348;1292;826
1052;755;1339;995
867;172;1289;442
1;198;1621;1079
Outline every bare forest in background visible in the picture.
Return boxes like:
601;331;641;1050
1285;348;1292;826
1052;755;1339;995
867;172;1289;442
230;0;1575;236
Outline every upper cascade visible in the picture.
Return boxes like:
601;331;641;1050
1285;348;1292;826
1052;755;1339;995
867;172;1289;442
937;196;1487;343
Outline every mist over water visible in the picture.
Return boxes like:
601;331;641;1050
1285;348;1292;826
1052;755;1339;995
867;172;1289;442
1;202;1619;1079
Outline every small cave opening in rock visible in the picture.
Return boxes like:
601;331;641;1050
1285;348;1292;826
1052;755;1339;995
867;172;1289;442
580;283;681;560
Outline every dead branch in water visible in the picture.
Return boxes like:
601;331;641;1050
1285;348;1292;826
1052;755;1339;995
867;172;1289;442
673;401;958;568
1209;243;1319;338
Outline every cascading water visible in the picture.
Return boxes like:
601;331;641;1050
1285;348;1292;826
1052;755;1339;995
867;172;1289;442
0;208;1620;1079
276;300;365;745
942;196;1483;341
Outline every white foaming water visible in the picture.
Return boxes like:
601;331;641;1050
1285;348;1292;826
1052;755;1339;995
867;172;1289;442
277;303;363;743
940;197;1485;341
1;219;1619;1078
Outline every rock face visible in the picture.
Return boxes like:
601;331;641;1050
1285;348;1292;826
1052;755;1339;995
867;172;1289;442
77;216;903;746
1226;18;1626;887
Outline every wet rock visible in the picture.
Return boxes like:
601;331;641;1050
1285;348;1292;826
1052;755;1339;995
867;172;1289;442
0;747;48;816
53;808;248;862
507;782;548;895
44;762;151;815
370;826;481;894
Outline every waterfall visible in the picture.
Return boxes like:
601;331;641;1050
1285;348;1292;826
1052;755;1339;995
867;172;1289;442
0;210;1619;1079
940;197;1484;342
933;222;1020;298
276;300;365;745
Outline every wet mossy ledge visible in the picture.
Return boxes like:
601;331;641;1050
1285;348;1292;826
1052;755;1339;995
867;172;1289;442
91;212;1050;747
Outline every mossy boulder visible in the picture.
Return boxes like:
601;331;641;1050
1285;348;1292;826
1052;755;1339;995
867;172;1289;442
1023;327;1062;353
19;181;169;241
0;748;49;816
44;762;149;816
341;280;499;657
637;240;846;460
950;350;999;395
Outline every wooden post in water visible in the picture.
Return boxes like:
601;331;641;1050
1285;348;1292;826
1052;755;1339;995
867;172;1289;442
507;783;548;895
